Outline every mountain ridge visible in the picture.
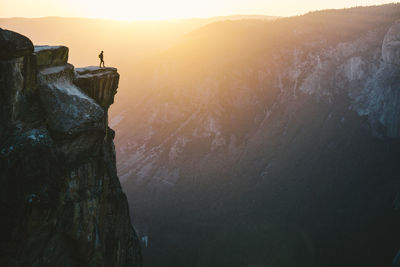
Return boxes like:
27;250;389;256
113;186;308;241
112;4;400;266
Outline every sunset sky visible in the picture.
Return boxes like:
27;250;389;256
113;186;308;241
0;0;396;20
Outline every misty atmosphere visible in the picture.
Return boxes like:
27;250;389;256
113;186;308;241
2;2;400;267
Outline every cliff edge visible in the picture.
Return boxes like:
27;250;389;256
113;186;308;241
0;28;142;267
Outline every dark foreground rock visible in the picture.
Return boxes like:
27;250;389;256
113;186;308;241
0;27;33;60
0;29;142;267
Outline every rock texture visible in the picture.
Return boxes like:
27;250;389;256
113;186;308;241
0;29;142;267
35;45;68;67
0;27;33;60
74;67;119;109
382;20;400;65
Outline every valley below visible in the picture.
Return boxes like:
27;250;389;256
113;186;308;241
113;5;400;266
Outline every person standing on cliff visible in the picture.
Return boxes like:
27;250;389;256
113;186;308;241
99;51;105;68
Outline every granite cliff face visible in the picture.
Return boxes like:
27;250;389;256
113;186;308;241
0;29;142;267
111;5;400;267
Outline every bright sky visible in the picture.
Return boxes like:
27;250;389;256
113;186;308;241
0;0;396;20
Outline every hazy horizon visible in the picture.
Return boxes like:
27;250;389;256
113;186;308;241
0;0;396;20
0;14;278;22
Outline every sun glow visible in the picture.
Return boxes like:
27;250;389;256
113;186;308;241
77;0;202;20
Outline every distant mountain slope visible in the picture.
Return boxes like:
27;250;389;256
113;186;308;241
0;15;277;115
111;4;400;266
0;15;277;67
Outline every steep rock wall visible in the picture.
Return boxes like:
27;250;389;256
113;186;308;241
111;7;400;266
0;28;142;267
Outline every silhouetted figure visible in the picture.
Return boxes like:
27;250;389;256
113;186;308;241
99;51;105;68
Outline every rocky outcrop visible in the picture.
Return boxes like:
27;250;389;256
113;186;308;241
35;45;68;67
74;67;119;109
0;28;33;59
0;29;142;267
37;63;104;138
382;20;400;65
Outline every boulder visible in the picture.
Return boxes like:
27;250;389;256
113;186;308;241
38;63;74;83
0;29;38;125
74;66;119;108
38;80;104;137
35;45;68;67
0;28;33;60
